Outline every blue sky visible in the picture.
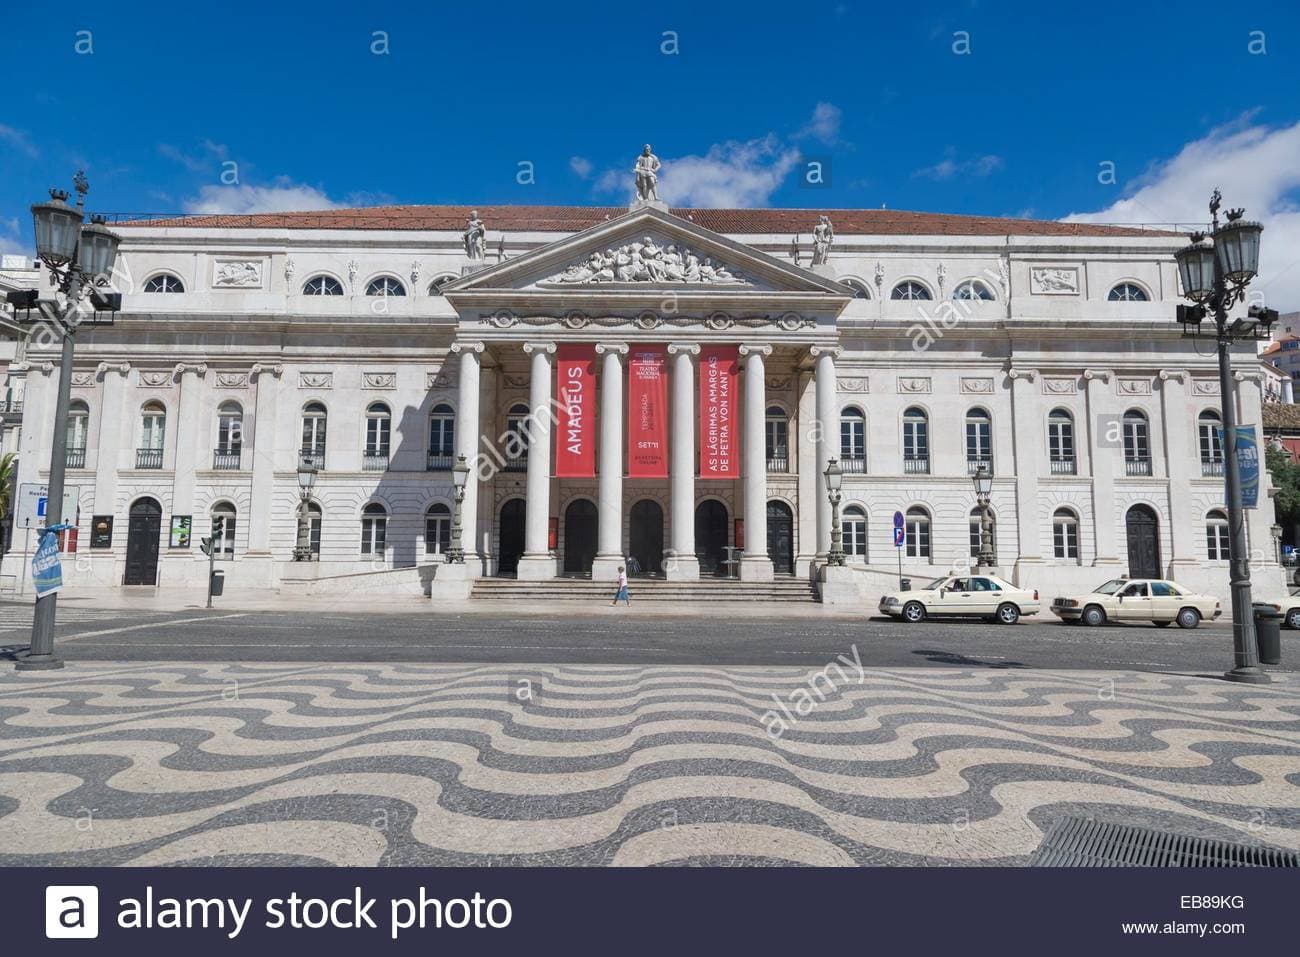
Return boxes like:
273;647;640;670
3;0;1299;305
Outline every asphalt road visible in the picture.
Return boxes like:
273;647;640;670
0;603;1293;672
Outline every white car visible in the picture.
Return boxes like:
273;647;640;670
1253;595;1300;630
878;574;1041;624
1050;578;1221;628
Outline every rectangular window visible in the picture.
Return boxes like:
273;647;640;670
1053;521;1079;559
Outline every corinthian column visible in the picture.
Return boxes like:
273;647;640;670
739;343;774;580
516;341;556;580
451;341;484;569
666;342;700;580
593;342;628;581
811;346;840;556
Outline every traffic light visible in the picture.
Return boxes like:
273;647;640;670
199;536;213;556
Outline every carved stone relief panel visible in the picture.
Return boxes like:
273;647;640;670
138;370;171;387
1029;266;1080;295
363;372;397;390
215;372;249;388
212;259;265;289
1117;378;1152;396
837;377;868;393
1041;377;1078;395
299;372;333;389
897;377;932;394
960;377;994;394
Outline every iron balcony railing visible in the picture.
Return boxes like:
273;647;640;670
300;449;325;470
136;448;163;469
502;452;529;472
766;453;789;473
1049;456;1077;475
362;452;390;472
0;400;22;414
427;452;454;471
1125;456;1153;476
1201;458;1224;477
903;455;929;474
839;454;866;474
213;449;242;470
66;448;86;469
966;457;994;475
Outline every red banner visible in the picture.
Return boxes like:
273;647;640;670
627;346;668;478
699;345;739;478
555;344;597;477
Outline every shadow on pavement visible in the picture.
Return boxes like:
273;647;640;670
912;648;1027;669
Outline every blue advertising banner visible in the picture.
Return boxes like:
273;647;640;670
31;530;63;597
1225;425;1260;508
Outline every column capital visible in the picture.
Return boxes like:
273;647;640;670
250;362;283;381
666;342;700;356
13;361;55;376
522;341;557;355
1083;368;1113;383
1158;368;1190;383
594;341;630;356
809;345;842;360
95;361;131;380
738;343;773;358
450;340;485;355
1234;369;1264;383
1006;367;1037;382
171;361;208;383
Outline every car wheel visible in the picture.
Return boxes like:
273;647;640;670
902;601;926;623
1176;607;1201;630
1081;605;1106;627
1286;608;1300;630
996;602;1020;625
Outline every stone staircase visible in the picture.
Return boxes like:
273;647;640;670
470;576;821;603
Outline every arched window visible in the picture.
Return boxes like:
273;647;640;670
211;502;236;559
67;400;89;468
364;403;391;470
1199;409;1224;475
765;405;789;472
428;402;455;469
303;275;343;296
1205;509;1229;560
905;506;931;559
138;401;166;468
360;503;387;556
903;407;929;473
1052;508;1080;560
301;401;327;468
425;503;452;556
214;401;243;469
843;506;867;561
953;280;994;301
891;280;932;301
365;276;406;297
306;501;322;558
504;403;530;471
969;506;996;562
428;274;457;296
1048;408;1076;474
1123;409;1151;474
842;278;871;300
143;273;184;293
1108;282;1149;302
840;406;866;472
965;408;993;474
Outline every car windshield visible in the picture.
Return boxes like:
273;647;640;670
1093;580;1127;595
924;577;950;590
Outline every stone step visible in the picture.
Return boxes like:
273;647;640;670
470;577;820;602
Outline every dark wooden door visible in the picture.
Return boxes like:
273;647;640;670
124;498;162;585
766;500;794;574
1125;505;1161;579
563;499;598;576
629;499;664;576
498;498;525;576
695;499;729;577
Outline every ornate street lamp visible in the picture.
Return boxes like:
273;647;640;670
293;455;318;561
824;458;845;566
446;453;470;564
17;173;121;672
1173;189;1277;685
972;463;995;571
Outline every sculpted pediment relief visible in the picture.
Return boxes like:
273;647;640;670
540;237;750;287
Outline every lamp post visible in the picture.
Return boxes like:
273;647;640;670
446;453;470;564
972;463;995;572
17;173;121;672
293;456;318;561
824;458;845;566
1174;189;1277;685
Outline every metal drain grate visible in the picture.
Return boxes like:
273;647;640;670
1029;817;1300;867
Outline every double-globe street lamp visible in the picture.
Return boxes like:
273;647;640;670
1173;189;1277;685
972;463;994;572
824;458;845;566
18;173;122;671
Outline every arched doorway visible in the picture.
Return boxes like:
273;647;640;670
695;499;729;577
498;498;525;576
629;499;664;576
1125;504;1161;579
563;499;598;576
766;500;794;574
124;497;162;585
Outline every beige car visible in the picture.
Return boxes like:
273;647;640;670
879;574;1042;624
1050;578;1221;629
1252;595;1300;631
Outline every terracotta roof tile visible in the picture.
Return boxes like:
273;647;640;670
1264;402;1300;430
110;204;1176;238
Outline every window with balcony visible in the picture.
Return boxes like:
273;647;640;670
67;400;89;469
1123;409;1151;475
137;401;165;469
364;403;391;471
765;406;790;472
965;408;993;474
301;401;327;469
1199;409;1224;476
428;402;455;470
214;401;243;470
903;407;929;474
503;403;530;471
1048;408;1076;474
839;406;865;473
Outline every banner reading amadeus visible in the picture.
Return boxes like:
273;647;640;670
699;345;738;478
628;346;668;477
555;344;597;477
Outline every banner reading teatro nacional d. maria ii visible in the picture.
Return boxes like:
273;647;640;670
628;347;668;478
555;344;597;477
699;345;738;478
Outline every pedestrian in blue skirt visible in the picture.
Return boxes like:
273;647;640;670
611;565;630;606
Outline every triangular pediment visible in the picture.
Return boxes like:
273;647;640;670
442;206;852;300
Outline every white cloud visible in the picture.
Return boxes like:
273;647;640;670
913;150;1003;180
183;179;346;215
0;123;39;159
655;134;803;207
796;102;842;145
569;156;593;179
0;216;29;259
1064;116;1300;311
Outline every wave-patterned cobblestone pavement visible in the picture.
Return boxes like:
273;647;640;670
1;663;1297;866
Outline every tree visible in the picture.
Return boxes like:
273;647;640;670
0;452;15;556
1266;445;1300;546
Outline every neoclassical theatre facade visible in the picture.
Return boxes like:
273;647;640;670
3;193;1283;599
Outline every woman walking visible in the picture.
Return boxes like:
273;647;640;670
611;566;630;606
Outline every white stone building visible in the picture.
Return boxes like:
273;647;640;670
1;200;1283;600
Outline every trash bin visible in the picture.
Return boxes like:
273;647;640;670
1253;603;1282;665
900;578;912;592
210;569;225;597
